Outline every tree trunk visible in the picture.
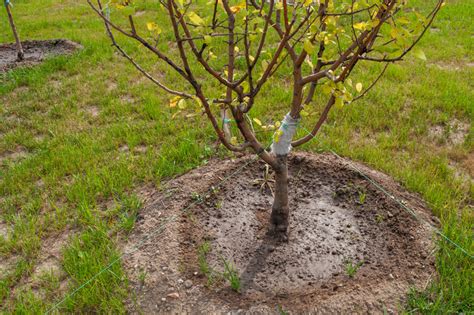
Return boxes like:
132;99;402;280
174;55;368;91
270;154;289;241
5;3;24;61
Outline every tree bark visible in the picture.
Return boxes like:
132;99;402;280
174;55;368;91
5;2;24;61
270;154;289;241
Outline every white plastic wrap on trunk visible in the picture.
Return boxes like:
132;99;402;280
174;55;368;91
271;113;300;156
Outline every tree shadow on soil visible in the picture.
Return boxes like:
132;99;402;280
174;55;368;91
240;233;281;294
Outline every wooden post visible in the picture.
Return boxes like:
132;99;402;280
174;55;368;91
4;1;24;61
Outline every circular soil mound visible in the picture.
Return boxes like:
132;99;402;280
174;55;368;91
0;39;82;72
124;152;437;314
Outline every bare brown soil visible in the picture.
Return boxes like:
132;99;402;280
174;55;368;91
0;39;82;72
124;152;438;314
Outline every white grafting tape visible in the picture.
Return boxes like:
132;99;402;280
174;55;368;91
271;113;300;156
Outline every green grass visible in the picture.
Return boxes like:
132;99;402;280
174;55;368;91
221;257;241;293
345;260;364;278
0;0;473;313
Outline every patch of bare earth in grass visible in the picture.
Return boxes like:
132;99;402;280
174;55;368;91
107;80;118;92
119;144;130;153
0;146;28;163
461;152;474;178
9;86;30;98
133;145;148;154
428;119;470;146
447;152;474;204
349;129;378;146
14;230;74;300
120;94;137;104
134;10;146;17
0;254;20;278
85;105;100;118
0;220;10;240
429;60;474;72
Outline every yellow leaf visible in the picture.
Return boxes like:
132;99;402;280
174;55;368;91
146;22;162;34
353;22;368;31
187;12;204;25
303;40;315;54
177;99;187;109
370;19;380;28
397;17;410;25
390;27;399;39
303;0;313;7
169;96;181;108
230;2;246;14
274;129;283;143
253;118;262;126
356;82;363;93
147;22;156;31
192;96;203;107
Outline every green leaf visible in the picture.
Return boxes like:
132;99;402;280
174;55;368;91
204;35;212;45
412;48;427;61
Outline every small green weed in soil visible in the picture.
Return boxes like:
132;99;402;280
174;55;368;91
345;260;364;278
221;258;241;293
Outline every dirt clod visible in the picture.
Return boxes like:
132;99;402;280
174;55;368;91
124;152;436;314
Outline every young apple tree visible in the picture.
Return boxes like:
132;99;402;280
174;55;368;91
89;0;443;240
4;0;24;61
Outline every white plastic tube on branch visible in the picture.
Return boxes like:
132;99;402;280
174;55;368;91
271;113;300;156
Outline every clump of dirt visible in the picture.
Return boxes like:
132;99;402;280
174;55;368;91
123;152;438;314
0;39;82;72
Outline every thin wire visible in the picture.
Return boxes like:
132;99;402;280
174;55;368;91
299;125;473;260
46;125;472;313
330;149;473;260
45;119;282;314
45;153;261;314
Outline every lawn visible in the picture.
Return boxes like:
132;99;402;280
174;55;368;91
0;0;472;313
